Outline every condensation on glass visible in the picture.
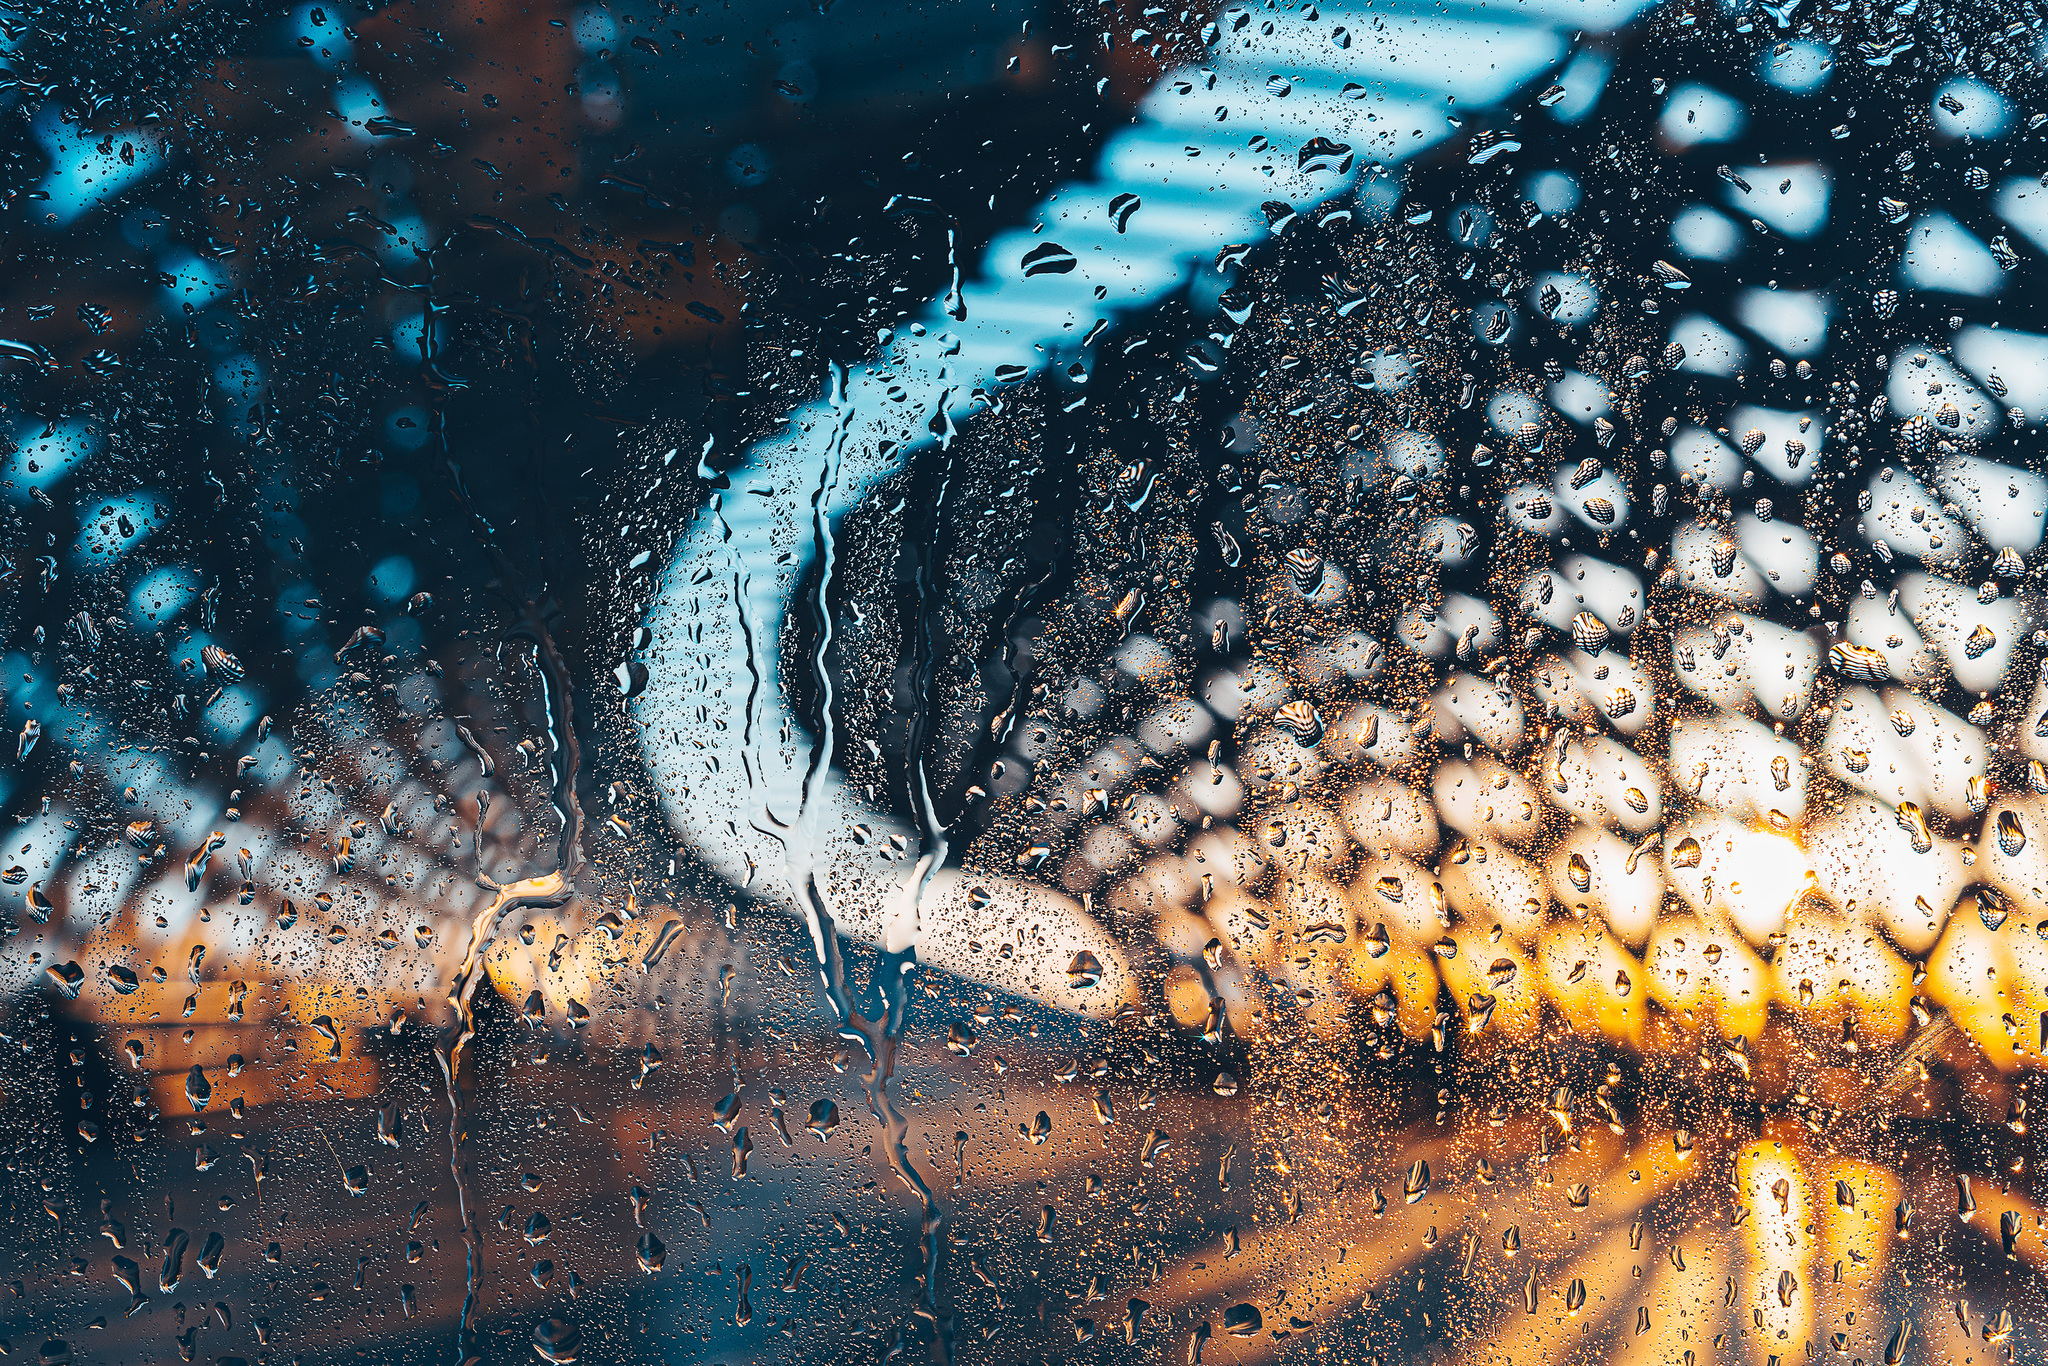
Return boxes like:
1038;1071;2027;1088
1;2;2046;1365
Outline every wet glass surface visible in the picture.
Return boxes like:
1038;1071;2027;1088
4;1;2048;1364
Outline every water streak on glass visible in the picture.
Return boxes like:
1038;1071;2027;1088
2;2;2048;1366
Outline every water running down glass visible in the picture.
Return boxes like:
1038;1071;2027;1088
2;2;2047;1366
